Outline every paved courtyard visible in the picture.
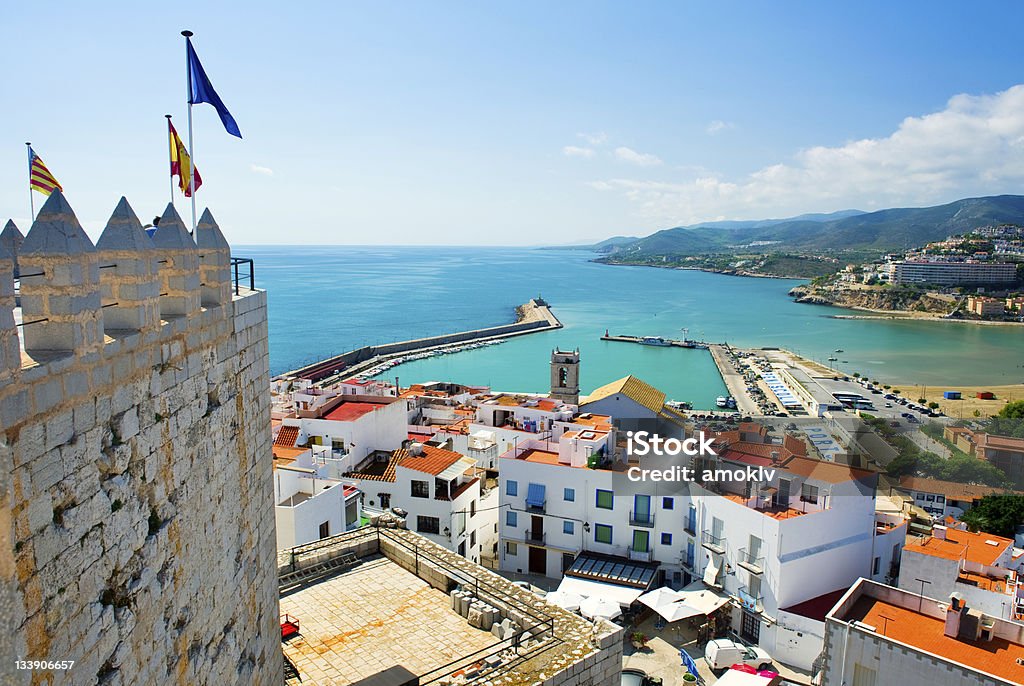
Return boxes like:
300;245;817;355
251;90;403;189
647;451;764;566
281;555;498;684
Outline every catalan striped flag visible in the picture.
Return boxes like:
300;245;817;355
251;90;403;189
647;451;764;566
168;119;202;197
28;147;62;196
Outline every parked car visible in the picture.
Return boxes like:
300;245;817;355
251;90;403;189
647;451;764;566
884;402;893;408
704;639;772;671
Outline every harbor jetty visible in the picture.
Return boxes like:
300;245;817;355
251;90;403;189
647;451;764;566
600;333;710;349
707;344;760;415
279;298;562;383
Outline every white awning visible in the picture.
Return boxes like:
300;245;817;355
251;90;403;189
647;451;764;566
437;456;476;481
703;556;721;587
556;575;645;607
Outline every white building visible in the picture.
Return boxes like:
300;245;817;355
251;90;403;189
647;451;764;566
823;578;1024;686
886;259;1017;285
496;407;903;672
274;448;362;549
898;525;1024;621
898;475;1008;520
346;442;490;563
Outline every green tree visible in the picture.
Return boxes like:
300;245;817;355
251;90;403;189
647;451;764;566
997;401;1024;419
962;495;1024;538
928;402;939;410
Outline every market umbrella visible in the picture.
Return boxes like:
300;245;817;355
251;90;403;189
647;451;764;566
579;596;622;621
654;600;703;623
546;590;585;611
638;586;683;611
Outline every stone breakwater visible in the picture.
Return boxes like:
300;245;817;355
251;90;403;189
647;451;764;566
0;192;280;686
279;298;562;383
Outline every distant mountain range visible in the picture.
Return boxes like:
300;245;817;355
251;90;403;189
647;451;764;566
580;195;1024;257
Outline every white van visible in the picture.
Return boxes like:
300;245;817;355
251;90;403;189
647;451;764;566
704;638;772;671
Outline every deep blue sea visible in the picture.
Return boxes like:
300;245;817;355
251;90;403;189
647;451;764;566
241;246;1024;409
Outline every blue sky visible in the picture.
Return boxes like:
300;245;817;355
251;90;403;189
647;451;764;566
3;2;1024;245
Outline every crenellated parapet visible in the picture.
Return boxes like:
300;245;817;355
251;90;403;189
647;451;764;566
0;193;279;683
0;219;23;278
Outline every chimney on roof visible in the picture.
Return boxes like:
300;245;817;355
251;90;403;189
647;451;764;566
770;450;780;464
409;442;423;456
933;524;947;540
944;593;965;638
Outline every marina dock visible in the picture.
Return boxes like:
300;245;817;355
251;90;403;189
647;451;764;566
600;333;710;349
279;298;562;383
707;344;761;415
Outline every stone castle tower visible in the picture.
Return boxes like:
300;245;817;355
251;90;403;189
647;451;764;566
0;192;280;685
549;348;580;405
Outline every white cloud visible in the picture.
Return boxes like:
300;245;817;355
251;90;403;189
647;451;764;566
563;145;596;159
577;131;608;146
614;146;663;167
706;120;734;135
250;164;274;176
591;85;1024;225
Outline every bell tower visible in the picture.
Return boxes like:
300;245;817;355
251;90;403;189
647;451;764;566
550;348;580;405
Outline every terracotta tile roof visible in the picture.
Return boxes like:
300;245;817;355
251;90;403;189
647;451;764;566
275;426;299;447
398;444;465;476
584;375;666;413
844;595;1024;683
904;528;1013;566
346;451;402;483
323;399;392;422
777;455;875;485
899;476;1012;501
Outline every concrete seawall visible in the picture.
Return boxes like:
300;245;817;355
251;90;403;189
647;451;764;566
280;298;562;382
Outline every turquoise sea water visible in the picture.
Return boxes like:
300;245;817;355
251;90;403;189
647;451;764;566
243;246;1024;409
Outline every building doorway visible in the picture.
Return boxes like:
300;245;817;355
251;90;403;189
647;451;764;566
528;546;546;575
741;610;761;643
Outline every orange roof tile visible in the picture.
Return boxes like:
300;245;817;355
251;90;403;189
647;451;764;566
398;444;464;476
275;426;299;447
899;476;1013;501
904;528;1013;566
844;595;1024;683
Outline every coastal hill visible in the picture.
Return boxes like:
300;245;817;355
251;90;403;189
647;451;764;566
579;195;1024;277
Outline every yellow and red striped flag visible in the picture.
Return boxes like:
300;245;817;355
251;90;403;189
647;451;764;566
168;119;202;197
28;147;62;196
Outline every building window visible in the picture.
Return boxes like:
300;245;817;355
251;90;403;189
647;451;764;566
936;495;945;503
662;497;674;510
470;530;476;547
417;516;440;534
872;556;881;576
564;487;575;502
686;504;697;534
563;521;574;535
596;489;614;509
470;500;476;517
411;480;429;498
594;524;613;544
505;541;518;556
506;480;518;497
914;492;925;500
800;483;819;504
319;521;330;539
661;532;672;546
506;510;517;528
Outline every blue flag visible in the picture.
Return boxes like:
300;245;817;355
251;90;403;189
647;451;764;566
186;39;242;138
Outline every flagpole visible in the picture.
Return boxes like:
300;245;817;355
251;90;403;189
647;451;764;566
182;30;197;234
25;142;35;221
164;115;176;207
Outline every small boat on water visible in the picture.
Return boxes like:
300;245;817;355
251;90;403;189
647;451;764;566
835;349;845;353
716;396;728;408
